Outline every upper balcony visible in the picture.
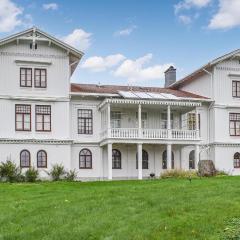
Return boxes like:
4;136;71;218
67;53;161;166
101;128;199;141
99;98;202;144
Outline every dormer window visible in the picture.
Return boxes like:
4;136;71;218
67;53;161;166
20;68;32;87
34;69;47;88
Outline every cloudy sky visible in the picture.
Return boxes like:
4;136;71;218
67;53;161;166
1;0;240;87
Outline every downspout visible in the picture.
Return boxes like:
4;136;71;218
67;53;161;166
202;68;214;159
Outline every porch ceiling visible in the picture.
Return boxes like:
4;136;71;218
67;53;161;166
98;98;202;111
108;103;196;113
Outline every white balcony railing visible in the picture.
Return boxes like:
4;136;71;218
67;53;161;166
141;129;168;139
111;128;139;139
101;128;200;141
172;129;198;140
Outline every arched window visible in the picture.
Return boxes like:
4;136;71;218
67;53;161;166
20;150;30;168
136;150;148;169
234;152;240;168
112;149;121;169
79;149;92;169
37;150;47;168
162;150;174;169
189;150;195;169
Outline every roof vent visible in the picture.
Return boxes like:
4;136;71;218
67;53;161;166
164;66;176;88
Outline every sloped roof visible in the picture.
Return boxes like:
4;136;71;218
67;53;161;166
71;83;209;100
0;27;84;75
0;27;84;57
170;49;240;89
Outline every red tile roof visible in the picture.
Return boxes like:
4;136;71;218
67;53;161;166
71;83;208;99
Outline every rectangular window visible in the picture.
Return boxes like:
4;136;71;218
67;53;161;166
232;81;240;97
136;112;148;128
34;69;47;88
230;113;240;136
111;111;121;128
15;105;31;131
161;113;173;129
78;109;93;134
20;68;32;87
35;105;51;132
188;113;201;130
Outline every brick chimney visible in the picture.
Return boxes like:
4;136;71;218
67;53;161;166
164;66;176;87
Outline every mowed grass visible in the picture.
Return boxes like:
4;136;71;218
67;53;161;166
0;177;240;240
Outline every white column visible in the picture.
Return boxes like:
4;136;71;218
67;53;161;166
107;143;112;180
137;143;142;179
167;105;172;138
167;143;172;169
138;104;142;138
195;107;199;139
195;144;200;168
107;103;111;138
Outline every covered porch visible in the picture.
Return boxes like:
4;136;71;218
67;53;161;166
101;142;200;180
99;98;201;142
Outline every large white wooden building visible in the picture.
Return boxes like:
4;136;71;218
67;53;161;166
0;27;239;180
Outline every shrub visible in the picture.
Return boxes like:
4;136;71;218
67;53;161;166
0;160;23;182
48;164;65;181
160;169;198;179
215;170;229;176
65;169;77;181
25;167;39;182
220;218;240;240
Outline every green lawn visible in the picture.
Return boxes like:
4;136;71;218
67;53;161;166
0;177;240;240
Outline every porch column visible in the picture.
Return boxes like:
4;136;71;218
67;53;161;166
137;143;142;179
167;143;172;169
138;104;142;138
195;144;200;168
107;143;112;180
195;107;199;139
107;103;111;138
167;105;172;138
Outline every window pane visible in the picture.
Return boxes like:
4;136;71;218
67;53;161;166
44;123;51;131
78;109;93;134
20;68;31;87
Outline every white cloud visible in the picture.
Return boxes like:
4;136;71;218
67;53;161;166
43;3;58;10
62;29;92;51
175;0;212;13
208;0;240;29
178;15;192;24
113;54;173;83
81;54;126;72
114;25;137;36
0;0;23;32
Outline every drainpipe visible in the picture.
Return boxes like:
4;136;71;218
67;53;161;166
202;68;214;160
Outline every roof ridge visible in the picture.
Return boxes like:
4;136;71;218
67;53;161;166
71;83;168;90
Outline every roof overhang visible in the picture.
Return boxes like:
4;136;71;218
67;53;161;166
170;49;240;89
98;98;207;110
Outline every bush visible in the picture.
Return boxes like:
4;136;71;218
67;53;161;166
220;218;240;239
160;169;198;179
0;160;23;182
65;169;77;181
25;167;39;182
48;164;65;181
215;170;229;176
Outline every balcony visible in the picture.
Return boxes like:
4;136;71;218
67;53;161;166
101;128;199;141
99;98;201;143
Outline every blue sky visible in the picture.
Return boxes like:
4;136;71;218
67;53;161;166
1;0;240;87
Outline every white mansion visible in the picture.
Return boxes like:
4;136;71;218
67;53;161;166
0;27;240;180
